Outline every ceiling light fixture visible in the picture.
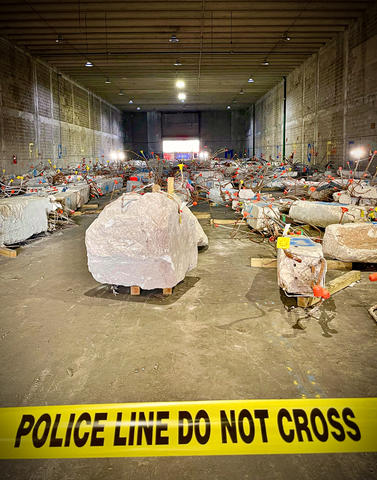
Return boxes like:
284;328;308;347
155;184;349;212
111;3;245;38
227;105;231;110
248;77;254;83
176;79;185;88
174;59;182;66
105;78;111;84
283;32;291;41
178;92;186;101
118;90;124;96
169;34;179;43
136;106;141;110
239;88;244;95
129;99;134;104
261;59;269;66
85;61;94;67
55;35;63;44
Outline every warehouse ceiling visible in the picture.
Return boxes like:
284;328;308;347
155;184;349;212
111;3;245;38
0;0;372;111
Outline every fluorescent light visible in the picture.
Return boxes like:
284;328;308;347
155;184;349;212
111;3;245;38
178;92;186;101
176;79;185;88
85;61;93;67
248;77;254;83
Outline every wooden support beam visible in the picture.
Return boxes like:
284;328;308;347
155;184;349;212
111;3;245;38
82;204;99;209
250;258;352;270
297;270;361;308
0;247;17;258
193;212;211;219
211;218;245;225
167;177;175;195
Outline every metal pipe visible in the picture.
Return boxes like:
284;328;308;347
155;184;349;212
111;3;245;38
283;76;287;160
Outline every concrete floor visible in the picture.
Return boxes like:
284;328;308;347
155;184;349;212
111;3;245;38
0;197;377;479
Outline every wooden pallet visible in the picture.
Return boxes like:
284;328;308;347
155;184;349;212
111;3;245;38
130;286;173;296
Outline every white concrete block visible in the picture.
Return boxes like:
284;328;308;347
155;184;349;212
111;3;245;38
323;223;377;262
52;184;90;211
85;193;202;289
277;237;326;296
0;195;56;245
239;188;255;200
348;183;377;200
243;201;279;231
289;200;367;227
92;176;123;194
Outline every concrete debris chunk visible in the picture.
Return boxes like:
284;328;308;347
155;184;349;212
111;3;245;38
277;237;327;296
243;201;279;231
86;192;206;289
0;195;58;244
289;200;367;227
323;223;377;263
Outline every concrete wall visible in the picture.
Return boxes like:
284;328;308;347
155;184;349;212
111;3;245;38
124;110;249;156
0;37;123;175
252;5;377;168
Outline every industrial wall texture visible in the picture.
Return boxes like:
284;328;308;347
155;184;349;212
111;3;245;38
0;37;123;175
124;110;248;155
253;5;377;168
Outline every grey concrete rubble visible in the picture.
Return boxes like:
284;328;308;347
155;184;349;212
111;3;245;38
289;200;367;227
323;223;377;263
277;237;327;296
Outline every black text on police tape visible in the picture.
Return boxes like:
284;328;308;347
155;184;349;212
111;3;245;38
14;407;361;448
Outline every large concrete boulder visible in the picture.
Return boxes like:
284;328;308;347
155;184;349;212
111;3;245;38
85;192;206;289
323;223;377;263
289;200;366;227
0;195;57;245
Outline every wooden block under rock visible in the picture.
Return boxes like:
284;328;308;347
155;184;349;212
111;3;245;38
0;247;18;258
82;204;99;209
297;270;361;307
130;286;141;296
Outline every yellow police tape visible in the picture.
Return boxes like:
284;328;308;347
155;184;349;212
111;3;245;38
0;398;376;459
